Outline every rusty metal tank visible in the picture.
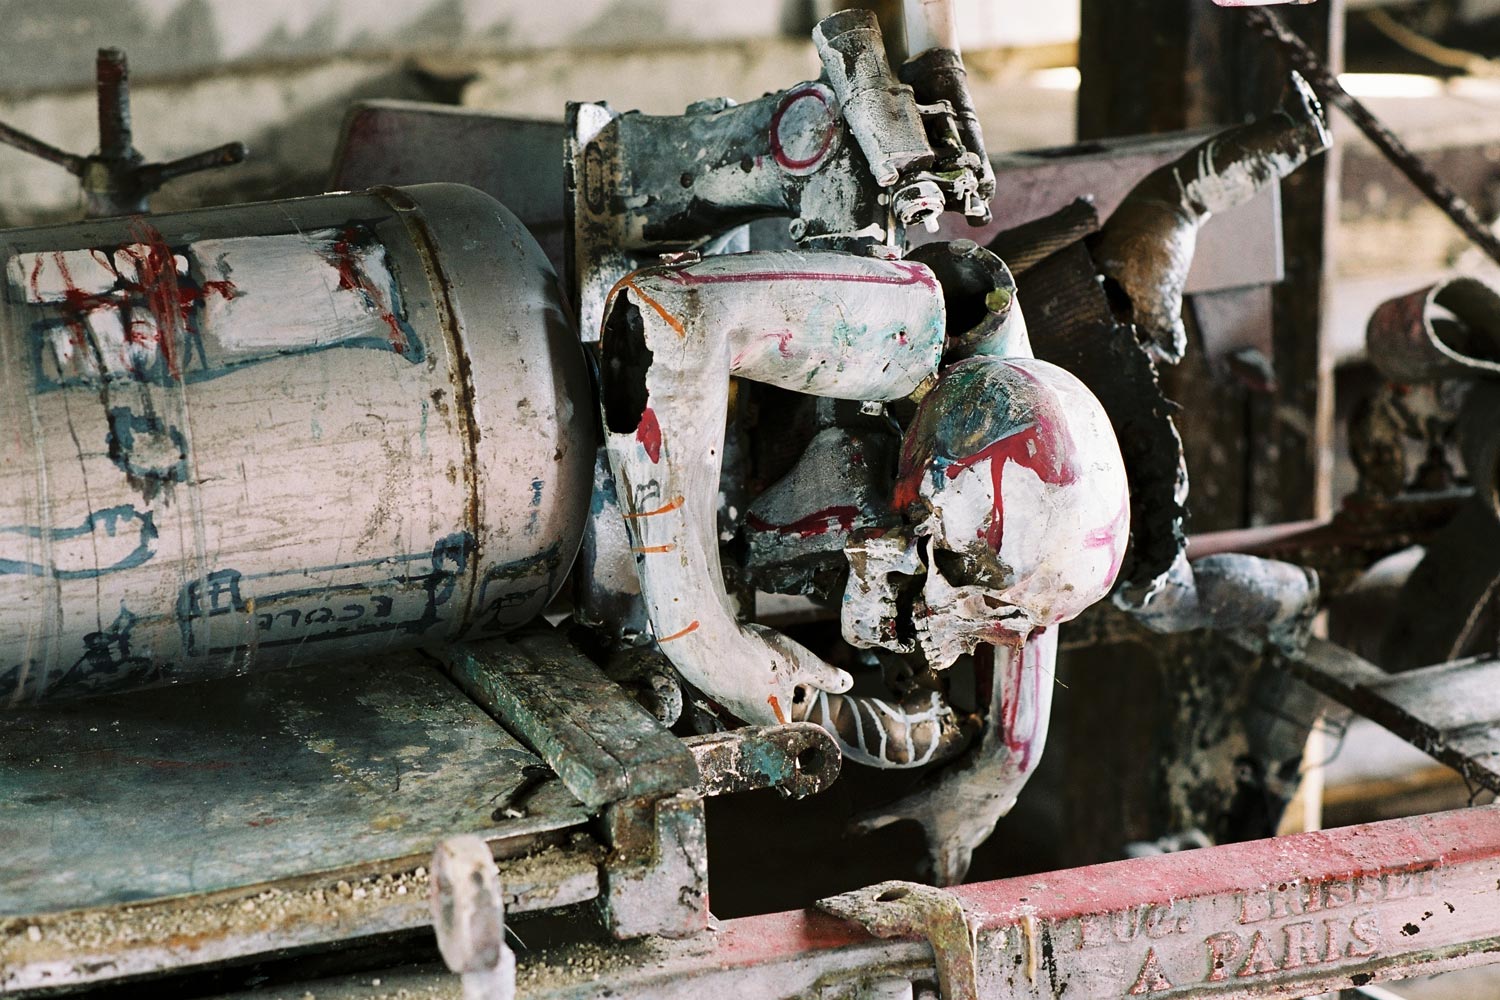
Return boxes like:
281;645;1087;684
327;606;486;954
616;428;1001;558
0;183;593;704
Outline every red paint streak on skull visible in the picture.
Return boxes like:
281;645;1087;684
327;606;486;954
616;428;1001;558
324;225;407;355
943;417;1079;552
745;505;858;539
636;406;663;463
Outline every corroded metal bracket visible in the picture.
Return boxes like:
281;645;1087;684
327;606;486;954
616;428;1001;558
599;791;709;940
685;723;842;800
446;629;711;940
817;881;979;1000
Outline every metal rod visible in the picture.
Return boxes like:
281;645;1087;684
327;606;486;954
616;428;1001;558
95;47;133;162
1244;7;1500;270
0;120;84;174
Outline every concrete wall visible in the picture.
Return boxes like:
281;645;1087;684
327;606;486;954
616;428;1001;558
0;1;1077;226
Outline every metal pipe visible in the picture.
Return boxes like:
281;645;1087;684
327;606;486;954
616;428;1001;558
1244;6;1500;271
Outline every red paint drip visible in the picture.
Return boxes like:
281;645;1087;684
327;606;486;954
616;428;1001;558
745;505;858;539
324;225;407;355
636;406;662;463
40;223;237;383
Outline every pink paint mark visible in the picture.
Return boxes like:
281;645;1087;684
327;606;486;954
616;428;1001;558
636;406;663;463
745;505;858;539
1000;631;1046;772
659;262;935;292
1084;494;1131;586
324;226;408;355
768;86;837;171
766;330;795;358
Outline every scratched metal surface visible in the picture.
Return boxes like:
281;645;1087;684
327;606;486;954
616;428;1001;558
0;654;591;916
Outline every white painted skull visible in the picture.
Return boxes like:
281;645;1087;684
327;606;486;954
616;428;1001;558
842;355;1129;667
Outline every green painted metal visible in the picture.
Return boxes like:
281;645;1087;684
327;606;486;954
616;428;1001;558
0;652;591;917
446;628;699;810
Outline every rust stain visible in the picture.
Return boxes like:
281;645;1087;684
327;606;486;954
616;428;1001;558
657;620;700;643
624;495;686;518
632;543;676;554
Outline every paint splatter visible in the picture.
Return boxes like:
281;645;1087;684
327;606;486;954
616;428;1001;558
323;225;410;355
636;406;663;463
746;505;858;539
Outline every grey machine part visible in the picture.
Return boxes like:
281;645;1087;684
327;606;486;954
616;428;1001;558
0;182;593;705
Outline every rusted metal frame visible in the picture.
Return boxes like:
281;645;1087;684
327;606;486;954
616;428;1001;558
1247;634;1500;794
506;805;1500;999
1244;6;1500;271
1059;0;1340;866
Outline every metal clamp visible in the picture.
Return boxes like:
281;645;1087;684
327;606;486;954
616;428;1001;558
817;880;978;1000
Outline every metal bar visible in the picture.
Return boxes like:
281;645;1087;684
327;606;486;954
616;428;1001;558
1244;7;1500;270
497;805;1500;999
0;120;84;174
1258;636;1500;794
94;47;133;162
446;629;699;810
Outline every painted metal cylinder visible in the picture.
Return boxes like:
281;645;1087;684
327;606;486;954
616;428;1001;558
1366;277;1500;383
0;183;593;704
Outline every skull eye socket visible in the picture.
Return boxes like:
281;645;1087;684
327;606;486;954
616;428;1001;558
930;546;1005;592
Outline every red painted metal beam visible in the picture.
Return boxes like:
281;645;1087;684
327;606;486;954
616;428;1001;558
519;805;1500;999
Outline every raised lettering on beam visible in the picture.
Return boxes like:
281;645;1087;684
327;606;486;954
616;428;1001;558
1237;869;1436;924
1128;911;1383;993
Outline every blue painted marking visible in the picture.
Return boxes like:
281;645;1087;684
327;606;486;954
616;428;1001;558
0;505;158;579
107;407;188;485
177;532;476;655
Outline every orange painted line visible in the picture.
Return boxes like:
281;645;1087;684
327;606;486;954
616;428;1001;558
767;694;788;726
621;277;686;338
657;620;700;643
624;495;686;519
632;543;677;554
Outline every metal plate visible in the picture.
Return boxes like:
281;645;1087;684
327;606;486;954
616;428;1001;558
330;101;567;272
0;653;591;917
1260;636;1500;794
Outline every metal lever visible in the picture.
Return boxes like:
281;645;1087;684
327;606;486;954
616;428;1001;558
818;880;979;1000
0;48;247;218
430;835;517;1000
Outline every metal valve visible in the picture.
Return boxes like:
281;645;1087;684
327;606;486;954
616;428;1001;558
0;48;247;218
